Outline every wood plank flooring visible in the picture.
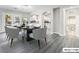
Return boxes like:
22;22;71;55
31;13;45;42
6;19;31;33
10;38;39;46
1;33;78;53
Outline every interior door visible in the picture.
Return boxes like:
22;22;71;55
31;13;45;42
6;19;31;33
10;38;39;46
65;8;77;47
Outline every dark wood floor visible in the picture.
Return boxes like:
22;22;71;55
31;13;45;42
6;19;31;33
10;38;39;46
0;33;64;53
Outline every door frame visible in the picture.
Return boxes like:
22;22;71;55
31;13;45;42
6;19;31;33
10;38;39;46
63;6;79;36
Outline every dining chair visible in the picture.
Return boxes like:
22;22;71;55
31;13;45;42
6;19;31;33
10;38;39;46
30;28;47;49
7;26;24;47
6;26;20;47
5;26;9;40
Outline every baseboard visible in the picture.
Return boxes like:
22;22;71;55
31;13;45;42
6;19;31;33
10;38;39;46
53;32;65;37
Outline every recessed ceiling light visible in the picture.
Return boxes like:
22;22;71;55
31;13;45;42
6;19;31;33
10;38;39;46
12;5;32;9
24;5;29;6
24;5;32;8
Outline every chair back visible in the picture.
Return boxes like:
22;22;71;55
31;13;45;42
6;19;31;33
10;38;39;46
6;26;19;39
33;28;46;40
5;26;9;35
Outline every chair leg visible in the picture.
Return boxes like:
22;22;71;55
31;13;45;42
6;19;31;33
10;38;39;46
22;36;24;43
6;35;8;39
6;35;8;40
8;37;10;40
6;35;10;41
38;40;40;49
8;37;10;44
10;38;13;48
45;37;47;45
8;37;10;43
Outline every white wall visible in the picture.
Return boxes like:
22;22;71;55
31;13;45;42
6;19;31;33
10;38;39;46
53;8;60;35
53;7;65;36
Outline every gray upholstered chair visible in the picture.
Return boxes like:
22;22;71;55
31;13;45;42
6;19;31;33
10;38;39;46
5;26;27;47
6;26;20;47
30;28;47;49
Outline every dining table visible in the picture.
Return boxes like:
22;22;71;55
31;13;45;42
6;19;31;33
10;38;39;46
22;27;34;41
14;25;40;41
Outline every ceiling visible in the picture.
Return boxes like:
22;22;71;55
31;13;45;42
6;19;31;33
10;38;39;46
0;5;76;13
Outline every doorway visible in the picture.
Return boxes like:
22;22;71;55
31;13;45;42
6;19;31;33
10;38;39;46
64;7;79;48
